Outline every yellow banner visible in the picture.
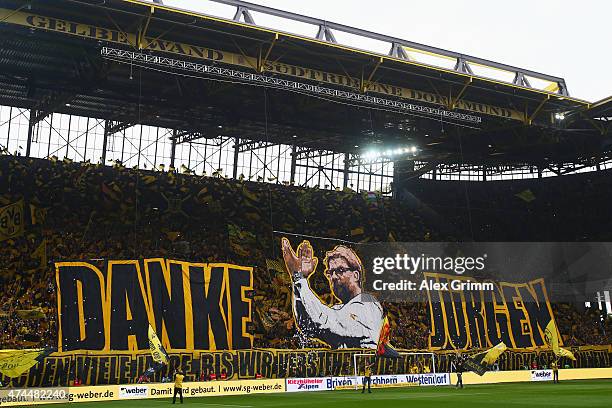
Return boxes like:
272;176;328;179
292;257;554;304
0;349;49;378
29;204;47;225
148;325;169;365
15;308;46;320
0;8;525;121
482;342;508;365
425;273;558;349
55;259;254;352
545;319;576;360
0;347;609;388
0;199;24;241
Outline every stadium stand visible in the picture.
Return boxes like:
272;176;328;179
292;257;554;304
406;170;612;242
0;0;610;394
1;156;610;352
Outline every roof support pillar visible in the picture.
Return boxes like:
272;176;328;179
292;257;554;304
170;129;177;168
233;137;240;179
233;6;255;24
343;154;350;189
362;57;383;93
290;145;297;185
527;95;550;125
451;77;473;110
258;33;279;72
454;57;473;74
316;24;337;43
101;120;110;164
138;6;154;49
388;43;409;60
26;108;36;157
513;72;532;88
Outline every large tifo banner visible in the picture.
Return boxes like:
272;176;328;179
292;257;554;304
277;238;612;350
55;259;253;352
1;347;609;388
424;273;555;349
56;241;612;354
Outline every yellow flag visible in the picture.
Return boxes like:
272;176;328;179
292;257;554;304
16;307;46;319
482;342;507;365
0;200;24;241
465;341;508;375
30;204;47;225
515;189;536;203
141;175;157;185
544;319;560;350
0;349;51;378
265;259;286;275
350;227;364;236
31;239;47;270
242;187;259;202
544;319;576;360
148;325;169;365
557;347;576;361
165;231;180;242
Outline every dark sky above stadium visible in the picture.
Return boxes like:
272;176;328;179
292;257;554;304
157;0;611;103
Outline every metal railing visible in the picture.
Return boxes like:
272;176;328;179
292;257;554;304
147;0;569;95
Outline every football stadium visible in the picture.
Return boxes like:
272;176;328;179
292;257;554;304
0;0;611;407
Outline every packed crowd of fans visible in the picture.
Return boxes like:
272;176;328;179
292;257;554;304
406;169;612;242
0;155;437;349
0;155;610;351
553;304;611;347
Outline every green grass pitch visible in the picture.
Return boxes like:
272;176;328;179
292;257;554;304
51;380;612;408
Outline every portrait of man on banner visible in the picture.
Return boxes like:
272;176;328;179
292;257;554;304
281;237;383;348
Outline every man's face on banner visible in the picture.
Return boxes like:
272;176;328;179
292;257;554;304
326;254;361;303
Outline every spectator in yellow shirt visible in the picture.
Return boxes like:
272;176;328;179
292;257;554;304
362;361;374;394
173;370;184;404
550;360;559;383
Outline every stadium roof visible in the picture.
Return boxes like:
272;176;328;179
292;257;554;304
0;0;609;166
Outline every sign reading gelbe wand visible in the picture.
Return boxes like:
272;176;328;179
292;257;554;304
0;7;524;122
55;259;253;352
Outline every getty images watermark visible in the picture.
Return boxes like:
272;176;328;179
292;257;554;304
359;242;611;303
0;388;70;405
369;253;494;292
